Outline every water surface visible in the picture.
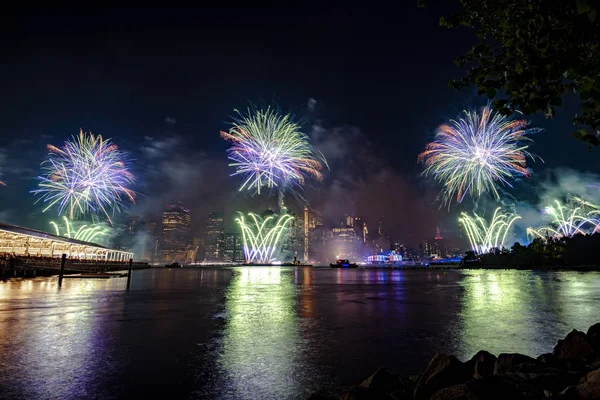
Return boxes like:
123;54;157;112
1;267;599;399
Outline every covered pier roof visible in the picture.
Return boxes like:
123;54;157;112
0;222;134;261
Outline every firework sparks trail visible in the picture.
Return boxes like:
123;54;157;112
50;216;110;243
235;212;293;263
527;197;600;240
220;107;327;202
32;130;135;223
459;207;521;254
419;106;538;208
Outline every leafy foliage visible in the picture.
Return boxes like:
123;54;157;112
468;233;600;268
435;0;600;145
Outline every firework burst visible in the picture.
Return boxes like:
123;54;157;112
221;107;326;199
419;106;538;208
459;207;521;254
32;130;135;223
50;216;110;244
527;197;600;240
236;211;294;263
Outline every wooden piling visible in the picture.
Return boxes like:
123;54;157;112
126;258;133;290
58;254;66;287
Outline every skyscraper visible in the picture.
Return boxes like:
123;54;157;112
433;226;447;257
223;232;243;263
331;223;361;261
142;220;158;262
204;212;224;261
160;202;191;263
304;206;309;262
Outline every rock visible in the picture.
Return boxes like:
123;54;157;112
307;389;339;400
494;353;538;375
468;350;497;379
553;386;577;400
575;369;600;400
431;384;480;400
553;330;595;361
537;353;554;364
587;323;600;353
359;367;414;399
555;386;577;400
414;353;470;399
506;362;580;394
464;375;545;400
340;386;395;400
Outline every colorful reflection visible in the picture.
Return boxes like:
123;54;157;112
455;270;600;359
215;267;305;398
0;277;123;398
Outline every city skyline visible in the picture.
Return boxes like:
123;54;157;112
130;199;459;264
1;7;599;252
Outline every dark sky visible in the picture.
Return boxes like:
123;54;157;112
0;6;598;246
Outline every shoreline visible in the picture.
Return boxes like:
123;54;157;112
310;322;600;399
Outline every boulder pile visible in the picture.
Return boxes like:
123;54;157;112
309;322;600;399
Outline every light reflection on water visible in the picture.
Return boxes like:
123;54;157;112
217;268;302;398
1;268;600;399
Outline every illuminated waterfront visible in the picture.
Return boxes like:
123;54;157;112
1;267;600;399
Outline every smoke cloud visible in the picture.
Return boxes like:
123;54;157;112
306;101;440;247
511;168;600;243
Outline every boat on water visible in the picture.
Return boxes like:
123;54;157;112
165;262;182;268
329;259;358;268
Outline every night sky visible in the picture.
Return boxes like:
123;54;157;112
1;6;599;247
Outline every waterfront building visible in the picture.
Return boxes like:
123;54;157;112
0;222;134;261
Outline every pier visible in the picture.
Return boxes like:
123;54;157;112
0;222;148;277
0;255;149;277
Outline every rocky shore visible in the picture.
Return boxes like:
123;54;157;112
310;323;600;399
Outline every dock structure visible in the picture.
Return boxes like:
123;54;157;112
0;222;145;277
0;222;134;261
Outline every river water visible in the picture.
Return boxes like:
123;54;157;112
1;267;600;399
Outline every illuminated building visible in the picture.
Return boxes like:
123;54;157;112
0;222;134;261
419;240;431;259
204;212;224;261
366;251;403;264
433;226;448;258
331;224;360;260
160;202;191;263
223;232;244;263
304;207;325;262
303;206;309;262
393;242;406;257
346;215;354;228
353;217;366;243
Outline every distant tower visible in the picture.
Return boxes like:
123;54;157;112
204;212;224;261
304;206;309;262
434;226;446;257
161;202;191;263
